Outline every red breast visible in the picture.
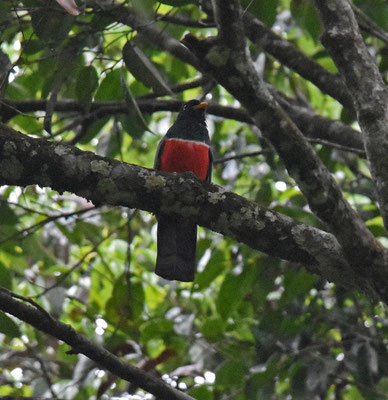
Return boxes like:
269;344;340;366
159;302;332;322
159;138;210;180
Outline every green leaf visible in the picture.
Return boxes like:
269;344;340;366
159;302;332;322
22;39;46;55
366;216;386;237
95;69;124;101
90;14;116;30
201;316;226;342
342;385;365;400
379;47;388;72
119;68;152;138
144;284;166;310
188;385;213;400
79;117;109;145
30;2;74;44
105;275;132;322
0;2;11;24
123;41;173;95
140;319;174;342
195;246;225;290
0;202;18;225
97;128;122;158
290;0;321;42
241;0;279;26
279;268;317;308
355;0;388;30
216;264;256;319
119;114;148;139
0;311;21;337
132;0;155;17
75;66;99;105
215;359;247;388
0;262;12;290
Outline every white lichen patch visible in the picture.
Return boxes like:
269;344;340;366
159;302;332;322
253;219;266;231
292;224;337;252
208;191;226;204
291;224;345;272
238;206;265;231
265;210;277;222
62;155;77;177
90;160;112;176
327;0;337;12
235;57;250;73
291;224;306;246
3;141;17;155
54;145;71;156
230;212;242;227
138;168;152;180
205;46;231;67
327;26;341;38
240;206;256;220
145;174;166;188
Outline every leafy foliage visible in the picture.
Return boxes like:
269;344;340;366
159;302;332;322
1;0;388;399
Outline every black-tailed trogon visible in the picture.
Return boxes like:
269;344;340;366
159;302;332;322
154;99;212;282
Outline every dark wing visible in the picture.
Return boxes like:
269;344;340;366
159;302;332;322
206;147;213;182
154;137;166;170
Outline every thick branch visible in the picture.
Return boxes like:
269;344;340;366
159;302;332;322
200;2;355;111
84;3;363;159
0;288;194;400
314;0;388;232
210;0;245;50
182;3;388;299
74;3;364;157
0;123;372;295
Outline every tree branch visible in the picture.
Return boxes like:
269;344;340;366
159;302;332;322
182;0;388;300
200;2;355;111
244;10;354;109
351;2;388;45
107;3;199;69
0;287;195;400
0;123;373;296
0;98;365;156
79;3;365;157
314;0;388;231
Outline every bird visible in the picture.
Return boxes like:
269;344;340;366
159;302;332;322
154;99;212;282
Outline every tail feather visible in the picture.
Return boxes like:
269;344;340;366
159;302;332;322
155;216;197;282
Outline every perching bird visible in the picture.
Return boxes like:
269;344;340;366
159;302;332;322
154;99;212;282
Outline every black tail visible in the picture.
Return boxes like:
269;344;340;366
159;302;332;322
155;215;197;282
